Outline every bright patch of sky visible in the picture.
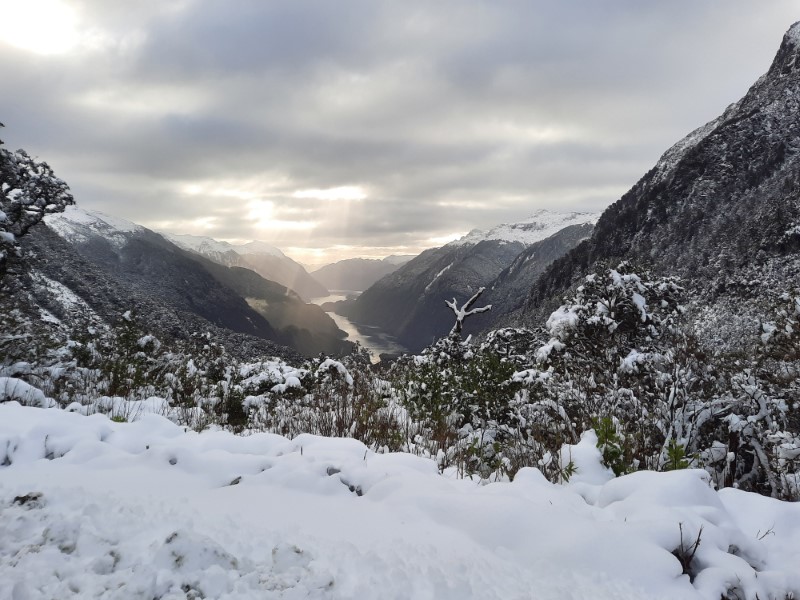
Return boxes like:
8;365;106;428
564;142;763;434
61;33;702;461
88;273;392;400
0;0;80;55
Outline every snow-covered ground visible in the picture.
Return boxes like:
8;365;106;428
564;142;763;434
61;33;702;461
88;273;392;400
2;403;798;600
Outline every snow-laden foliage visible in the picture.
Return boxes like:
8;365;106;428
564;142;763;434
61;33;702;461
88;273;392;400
2;255;798;499
0;128;74;279
514;264;798;497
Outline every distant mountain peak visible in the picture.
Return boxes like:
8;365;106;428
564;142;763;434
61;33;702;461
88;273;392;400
237;240;286;258
448;209;600;247
310;255;412;292
161;232;325;300
382;254;415;265
163;233;286;259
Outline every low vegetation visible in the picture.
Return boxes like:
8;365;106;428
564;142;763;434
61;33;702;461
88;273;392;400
3;259;798;499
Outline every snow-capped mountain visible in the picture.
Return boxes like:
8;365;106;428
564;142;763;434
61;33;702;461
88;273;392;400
35;207;352;358
336;213;596;352
448;209;599;247
163;233;327;301
45;205;143;247
166;234;286;259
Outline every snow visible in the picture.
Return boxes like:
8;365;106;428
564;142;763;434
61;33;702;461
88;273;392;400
44;205;141;248
447;209;599;247
165;234;287;259
2;403;799;599
30;272;98;323
620;349;649;373
45;205;140;234
0;378;55;408
424;262;452;292
650;115;726;186
165;233;240;255
317;358;353;386
545;305;579;338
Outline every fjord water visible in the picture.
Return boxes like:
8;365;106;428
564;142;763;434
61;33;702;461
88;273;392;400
311;293;408;361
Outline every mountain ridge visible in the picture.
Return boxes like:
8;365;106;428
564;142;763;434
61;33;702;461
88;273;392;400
41;207;352;357
517;22;800;334
310;256;413;292
336;210;598;351
163;232;327;300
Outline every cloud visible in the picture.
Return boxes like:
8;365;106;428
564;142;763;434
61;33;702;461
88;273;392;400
0;0;798;264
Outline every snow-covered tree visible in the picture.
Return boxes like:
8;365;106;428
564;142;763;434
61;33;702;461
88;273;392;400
1;125;74;280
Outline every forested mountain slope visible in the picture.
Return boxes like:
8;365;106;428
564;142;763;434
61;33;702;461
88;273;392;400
338;211;597;352
18;207;351;358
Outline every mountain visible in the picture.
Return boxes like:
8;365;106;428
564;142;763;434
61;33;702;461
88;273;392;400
165;233;328;301
447;209;597;247
337;211;598;352
382;254;416;266
311;256;413;292
36;206;351;357
195;260;351;357
519;23;800;338
471;222;595;330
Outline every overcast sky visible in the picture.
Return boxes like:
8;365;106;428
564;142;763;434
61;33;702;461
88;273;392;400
1;1;797;267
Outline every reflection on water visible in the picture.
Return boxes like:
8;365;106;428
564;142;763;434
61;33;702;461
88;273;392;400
311;292;408;362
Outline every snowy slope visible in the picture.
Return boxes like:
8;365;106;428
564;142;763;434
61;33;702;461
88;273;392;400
2;402;799;600
166;233;286;259
341;217;595;352
448;209;599;247
44;205;142;248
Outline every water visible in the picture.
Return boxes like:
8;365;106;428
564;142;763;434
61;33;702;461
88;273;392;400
311;292;408;362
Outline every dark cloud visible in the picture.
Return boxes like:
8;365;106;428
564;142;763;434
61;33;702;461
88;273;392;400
0;0;797;264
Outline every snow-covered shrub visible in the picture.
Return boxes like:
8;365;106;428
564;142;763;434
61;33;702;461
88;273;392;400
528;262;690;472
391;332;526;478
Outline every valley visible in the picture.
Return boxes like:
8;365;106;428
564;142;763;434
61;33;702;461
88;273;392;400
310;293;409;362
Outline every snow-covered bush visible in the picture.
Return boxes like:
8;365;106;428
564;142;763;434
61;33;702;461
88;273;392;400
391;331;526;478
528;263;690;471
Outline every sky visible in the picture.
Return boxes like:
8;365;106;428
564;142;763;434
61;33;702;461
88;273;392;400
0;1;798;268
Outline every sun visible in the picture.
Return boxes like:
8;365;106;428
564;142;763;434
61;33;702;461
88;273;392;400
0;0;80;55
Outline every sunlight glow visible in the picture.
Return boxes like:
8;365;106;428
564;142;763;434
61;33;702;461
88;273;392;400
0;0;80;55
247;200;316;231
292;186;367;201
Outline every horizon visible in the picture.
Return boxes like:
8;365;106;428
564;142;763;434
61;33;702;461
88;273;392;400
1;1;798;265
